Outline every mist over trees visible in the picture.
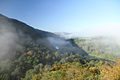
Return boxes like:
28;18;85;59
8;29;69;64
0;14;120;80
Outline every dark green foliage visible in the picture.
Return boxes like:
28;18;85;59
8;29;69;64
0;74;10;80
25;69;36;80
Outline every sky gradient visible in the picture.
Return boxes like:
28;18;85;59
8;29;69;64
0;0;120;33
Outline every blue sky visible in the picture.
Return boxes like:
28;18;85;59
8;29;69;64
0;0;120;33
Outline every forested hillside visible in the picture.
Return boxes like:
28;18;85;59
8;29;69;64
0;14;120;80
74;37;120;60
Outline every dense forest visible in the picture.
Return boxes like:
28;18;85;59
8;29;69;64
0;14;120;80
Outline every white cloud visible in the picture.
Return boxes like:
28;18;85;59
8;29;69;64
78;23;120;37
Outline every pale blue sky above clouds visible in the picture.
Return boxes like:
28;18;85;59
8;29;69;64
0;0;120;33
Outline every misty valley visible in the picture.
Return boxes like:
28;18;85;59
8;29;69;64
1;14;120;80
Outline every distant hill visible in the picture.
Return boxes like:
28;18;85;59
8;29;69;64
55;32;78;39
